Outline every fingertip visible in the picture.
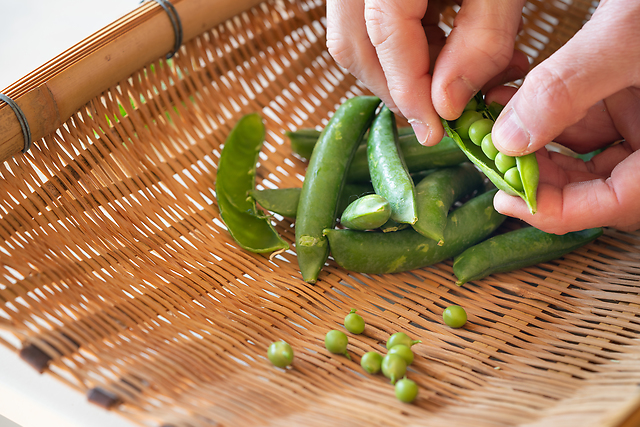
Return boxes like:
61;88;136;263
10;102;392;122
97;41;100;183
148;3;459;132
492;107;533;156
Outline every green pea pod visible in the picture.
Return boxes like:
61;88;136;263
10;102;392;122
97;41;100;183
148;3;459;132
323;189;505;274
286;128;467;183
442;118;539;214
412;163;484;245
367;106;418;224
286;127;415;160
379;218;410;233
296;96;381;283
340;194;391;230
215;113;289;253
250;183;374;219
453;226;603;285
348;135;467;183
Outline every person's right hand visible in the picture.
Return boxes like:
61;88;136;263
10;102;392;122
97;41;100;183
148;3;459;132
489;0;640;234
326;0;529;146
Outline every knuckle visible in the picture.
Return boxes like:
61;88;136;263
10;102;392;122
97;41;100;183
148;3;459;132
522;66;574;118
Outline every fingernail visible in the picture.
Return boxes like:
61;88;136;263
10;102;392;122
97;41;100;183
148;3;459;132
408;120;431;146
446;76;475;114
493;108;530;155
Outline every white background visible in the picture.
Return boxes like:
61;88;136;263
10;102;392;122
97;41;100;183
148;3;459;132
1;3;143;426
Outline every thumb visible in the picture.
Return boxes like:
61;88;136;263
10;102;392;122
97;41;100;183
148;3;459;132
492;1;640;156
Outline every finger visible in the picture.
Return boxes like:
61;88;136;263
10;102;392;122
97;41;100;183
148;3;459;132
326;1;392;109
431;0;527;120
480;49;530;93
364;0;444;145
494;150;640;233
492;1;640;156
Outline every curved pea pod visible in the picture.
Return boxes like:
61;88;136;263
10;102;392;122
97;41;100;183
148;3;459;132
453;226;603;285
412;163;484;245
323;189;505;274
250;183;374;219
442;118;539;214
379;218;410;233
340;194;391;230
215;113;289;253
367;106;418;224
296;96;381;283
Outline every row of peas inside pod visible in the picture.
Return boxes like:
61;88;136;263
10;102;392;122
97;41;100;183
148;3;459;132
267;305;469;404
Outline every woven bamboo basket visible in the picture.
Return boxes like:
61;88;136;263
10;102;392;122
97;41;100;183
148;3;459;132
2;0;640;426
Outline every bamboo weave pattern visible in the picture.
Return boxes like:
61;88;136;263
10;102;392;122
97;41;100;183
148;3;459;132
3;1;640;426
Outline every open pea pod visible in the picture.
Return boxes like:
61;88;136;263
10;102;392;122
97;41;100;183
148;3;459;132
441;118;539;215
215;113;289;253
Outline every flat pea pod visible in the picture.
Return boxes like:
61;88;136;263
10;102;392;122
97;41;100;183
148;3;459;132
412;163;484;245
453;226;603;285
367;106;417;224
323;189;505;274
296;96;381;283
250;183;374;219
340;194;391;230
215;113;289;253
442;118;539;214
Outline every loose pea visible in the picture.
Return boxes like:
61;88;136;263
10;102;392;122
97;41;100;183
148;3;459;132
360;351;383;374
443;305;467;328
481;133;499;160
267;340;294;368
494;152;517;174
387;344;414;365
344;309;365;334
468;118;494;146
395;378;419;403
325;329;351;359
386;332;421;350
381;354;407;384
454;110;483;140
504;167;524;192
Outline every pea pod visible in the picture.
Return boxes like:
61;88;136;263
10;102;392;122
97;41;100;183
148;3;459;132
453;226;603;285
442;95;539;214
296;96;381;283
340;194;391;230
215;113;289;253
323;189;505;274
367;106;417;224
412;163;484;245
286;129;468;183
286;127;415;160
250;183;374;219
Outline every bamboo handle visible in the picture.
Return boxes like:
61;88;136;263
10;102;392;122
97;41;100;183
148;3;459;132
0;0;263;164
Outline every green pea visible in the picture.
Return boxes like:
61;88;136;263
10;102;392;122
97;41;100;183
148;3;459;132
344;309;365;334
454;110;483;140
325;329;351;360
360;351;383;374
386;332;421;350
443;305;467;328
481;133;499;160
340;195;391;230
463;97;479;112
468;118;494;146
395;378;419;403
494;152;516;174
504;167;524;192
381;354;407;384
267;341;294;368
387;344;414;365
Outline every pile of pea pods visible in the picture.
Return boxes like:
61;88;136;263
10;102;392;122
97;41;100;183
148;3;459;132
216;95;603;286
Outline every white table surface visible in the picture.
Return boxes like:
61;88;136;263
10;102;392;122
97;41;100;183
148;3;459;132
1;2;144;426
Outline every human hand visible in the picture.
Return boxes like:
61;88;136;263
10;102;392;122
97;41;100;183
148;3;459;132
326;0;529;146
490;0;640;234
